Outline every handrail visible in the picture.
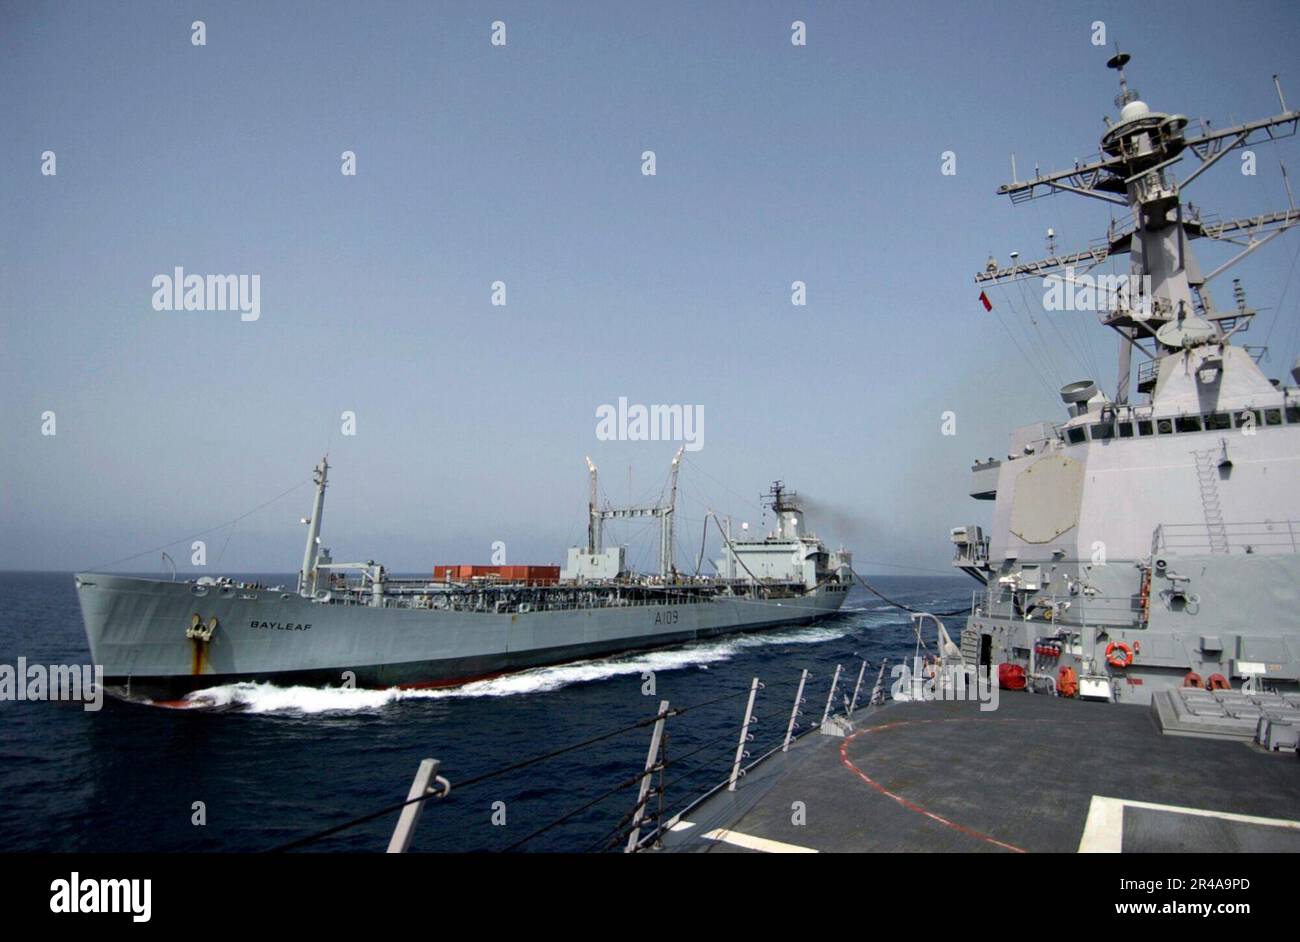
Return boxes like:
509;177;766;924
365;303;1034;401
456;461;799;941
1152;520;1300;555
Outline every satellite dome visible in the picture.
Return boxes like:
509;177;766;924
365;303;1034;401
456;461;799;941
1119;99;1150;122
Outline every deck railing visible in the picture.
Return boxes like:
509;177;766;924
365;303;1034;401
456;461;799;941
1152;520;1300;557
976;586;1144;630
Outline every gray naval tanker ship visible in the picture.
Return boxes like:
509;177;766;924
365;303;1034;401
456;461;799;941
75;449;852;700
649;53;1300;855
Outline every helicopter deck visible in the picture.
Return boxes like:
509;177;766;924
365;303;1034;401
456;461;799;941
655;692;1300;853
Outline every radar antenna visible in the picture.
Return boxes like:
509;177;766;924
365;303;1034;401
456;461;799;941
973;55;1300;403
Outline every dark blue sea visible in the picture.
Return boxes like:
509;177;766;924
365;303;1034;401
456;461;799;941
0;572;972;853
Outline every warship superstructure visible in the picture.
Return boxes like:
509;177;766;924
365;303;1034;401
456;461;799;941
74;452;852;699
642;54;1300;856
953;52;1300;709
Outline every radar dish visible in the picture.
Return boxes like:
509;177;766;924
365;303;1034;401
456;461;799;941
1060;380;1098;404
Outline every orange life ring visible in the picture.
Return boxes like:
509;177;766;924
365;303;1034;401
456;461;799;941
1105;641;1134;669
1207;673;1230;691
1183;671;1204;688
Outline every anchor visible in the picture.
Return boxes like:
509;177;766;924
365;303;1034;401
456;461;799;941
186;614;218;643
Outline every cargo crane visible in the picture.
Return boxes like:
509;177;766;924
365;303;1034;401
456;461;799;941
585;447;684;579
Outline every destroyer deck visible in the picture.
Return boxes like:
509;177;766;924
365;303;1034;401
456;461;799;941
657;692;1300;853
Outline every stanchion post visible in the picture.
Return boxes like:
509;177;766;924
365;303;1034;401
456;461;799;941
821;664;842;726
625;699;670;853
783;669;808;752
387;758;442;854
848;660;867;714
870;658;889;705
728;678;760;791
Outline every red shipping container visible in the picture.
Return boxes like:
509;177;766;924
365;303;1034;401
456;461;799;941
434;565;559;586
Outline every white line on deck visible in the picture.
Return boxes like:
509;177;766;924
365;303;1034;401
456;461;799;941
701;828;818;853
1078;795;1300;853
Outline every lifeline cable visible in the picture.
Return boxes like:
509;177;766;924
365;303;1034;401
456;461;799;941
601;670;850;854
591;716;781;850
86;477;312;572
499;766;652;852
264;715;664;852
265;686;755;852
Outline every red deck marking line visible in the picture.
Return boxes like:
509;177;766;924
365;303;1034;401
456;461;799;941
839;720;1028;853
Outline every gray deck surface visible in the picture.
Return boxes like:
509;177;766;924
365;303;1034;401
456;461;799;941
657;692;1300;853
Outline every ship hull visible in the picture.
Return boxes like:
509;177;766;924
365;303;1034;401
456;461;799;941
74;573;849;700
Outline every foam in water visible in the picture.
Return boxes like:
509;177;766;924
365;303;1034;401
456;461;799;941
174;682;431;714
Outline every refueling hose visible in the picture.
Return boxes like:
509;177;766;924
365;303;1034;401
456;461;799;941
849;566;971;618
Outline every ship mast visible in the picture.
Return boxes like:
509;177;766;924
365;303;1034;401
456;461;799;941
660;446;684;579
585;455;600;554
763;481;803;539
974;53;1300;402
297;457;329;596
584;448;684;579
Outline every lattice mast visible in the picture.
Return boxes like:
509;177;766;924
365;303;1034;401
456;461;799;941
975;53;1300;403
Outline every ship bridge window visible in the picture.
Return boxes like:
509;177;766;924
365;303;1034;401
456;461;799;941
1090;422;1114;440
1156;419;1173;435
1234;410;1261;429
1137;419;1154;436
1118;421;1134;438
1205;412;1231;431
1264;408;1282;426
1287;406;1300;424
1066;426;1086;444
1175;415;1202;433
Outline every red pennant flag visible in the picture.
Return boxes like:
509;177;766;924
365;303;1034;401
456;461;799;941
978;290;993;312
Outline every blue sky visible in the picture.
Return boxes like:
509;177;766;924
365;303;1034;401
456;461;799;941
2;0;1299;574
